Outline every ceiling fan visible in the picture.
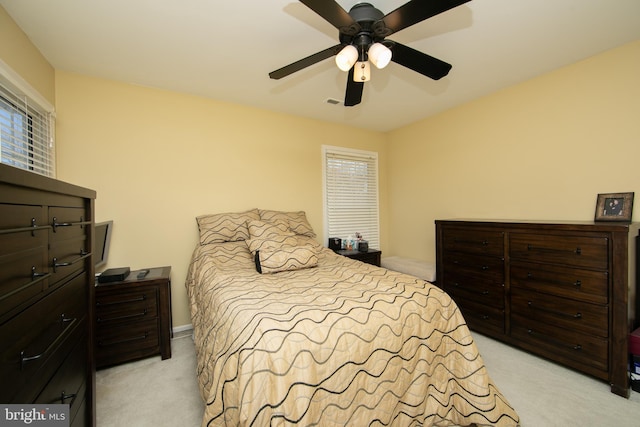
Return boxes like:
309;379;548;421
269;0;471;106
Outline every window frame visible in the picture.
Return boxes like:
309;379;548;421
322;145;380;250
0;59;55;177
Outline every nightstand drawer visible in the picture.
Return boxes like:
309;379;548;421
336;249;381;266
96;318;160;366
95;266;172;368
96;288;158;325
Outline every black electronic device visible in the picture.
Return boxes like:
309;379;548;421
358;240;369;252
328;237;342;251
98;267;131;283
94;220;113;270
137;269;150;279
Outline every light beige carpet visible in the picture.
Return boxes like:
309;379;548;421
96;331;640;426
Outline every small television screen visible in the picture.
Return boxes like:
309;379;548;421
94;220;113;271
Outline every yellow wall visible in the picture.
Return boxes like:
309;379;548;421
387;40;640;263
3;5;639;330
0;6;55;105
54;71;388;327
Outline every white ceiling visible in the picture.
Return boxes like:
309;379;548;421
2;0;639;132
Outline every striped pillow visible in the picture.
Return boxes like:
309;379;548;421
258;210;316;238
254;244;319;274
196;209;260;245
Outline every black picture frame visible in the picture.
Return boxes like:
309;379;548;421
594;192;634;222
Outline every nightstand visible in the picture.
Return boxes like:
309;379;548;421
336;249;382;267
95;266;172;368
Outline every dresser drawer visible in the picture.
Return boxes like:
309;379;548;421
49;236;90;287
96;288;159;325
510;233;608;270
0;273;88;403
456;299;505;336
511;315;608;373
0;203;46;229
96;318;160;367
445;280;505;309
443;228;504;257
49;207;88;240
511;287;608;337
36;334;87;424
510;261;608;305
442;252;504;284
0;229;49;320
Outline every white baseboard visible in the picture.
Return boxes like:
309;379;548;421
173;324;193;337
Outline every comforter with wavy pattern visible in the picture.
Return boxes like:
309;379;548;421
186;241;519;427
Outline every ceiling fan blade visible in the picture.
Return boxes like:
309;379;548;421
380;0;471;36
344;67;364;107
390;42;452;80
299;0;357;31
269;44;343;80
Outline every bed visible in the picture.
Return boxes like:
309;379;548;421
186;209;519;426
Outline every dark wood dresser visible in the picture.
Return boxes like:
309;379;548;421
0;164;96;426
95;266;172;368
436;219;640;398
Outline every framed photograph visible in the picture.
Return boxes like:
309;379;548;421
594;192;634;222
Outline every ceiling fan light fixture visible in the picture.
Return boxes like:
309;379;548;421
368;43;392;69
335;45;358;71
353;61;371;82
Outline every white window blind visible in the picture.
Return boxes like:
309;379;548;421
0;65;55;177
323;146;380;249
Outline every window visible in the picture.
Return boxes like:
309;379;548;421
0;63;55;177
323;145;380;249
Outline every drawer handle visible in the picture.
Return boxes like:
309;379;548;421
454;239;490;247
526;273;582;288
97;309;148;323
527;301;582;319
51;217;74;231
526;244;581;256
52;216;90;231
526;329;582;351
452;260;494;271
0;268;51;305
0;218;51;236
20;315;77;370
52;251;92;272
98;332;149;347
31;266;49;280
60;391;77;405
96;294;147;307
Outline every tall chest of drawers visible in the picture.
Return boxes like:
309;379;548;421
0;164;96;426
436;219;640;398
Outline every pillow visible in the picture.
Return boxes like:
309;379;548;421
196;209;260;245
254;244;319;274
246;219;294;239
258;209;316;238
246;219;298;254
